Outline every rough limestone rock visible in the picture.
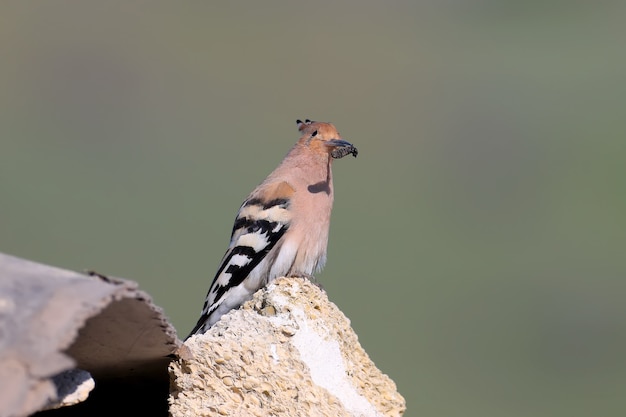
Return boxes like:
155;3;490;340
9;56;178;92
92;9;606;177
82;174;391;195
169;277;406;417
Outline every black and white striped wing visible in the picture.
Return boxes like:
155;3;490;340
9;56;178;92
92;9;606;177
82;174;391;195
188;194;291;335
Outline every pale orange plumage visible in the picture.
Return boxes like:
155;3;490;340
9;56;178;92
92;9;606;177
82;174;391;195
188;119;357;336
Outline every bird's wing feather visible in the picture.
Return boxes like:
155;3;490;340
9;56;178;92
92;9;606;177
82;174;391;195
187;181;294;336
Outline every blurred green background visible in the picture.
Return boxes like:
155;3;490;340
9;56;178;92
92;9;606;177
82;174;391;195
1;2;625;416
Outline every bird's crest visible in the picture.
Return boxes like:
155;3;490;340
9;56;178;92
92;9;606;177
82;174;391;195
296;119;313;132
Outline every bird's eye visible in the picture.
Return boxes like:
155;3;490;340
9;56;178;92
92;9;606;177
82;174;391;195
311;130;318;137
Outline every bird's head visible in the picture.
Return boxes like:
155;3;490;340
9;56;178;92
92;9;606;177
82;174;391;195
296;119;358;159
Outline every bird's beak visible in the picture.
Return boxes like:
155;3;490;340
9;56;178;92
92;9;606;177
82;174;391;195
326;139;358;159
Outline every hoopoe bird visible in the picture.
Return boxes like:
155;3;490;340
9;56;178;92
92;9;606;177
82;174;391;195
187;119;357;337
